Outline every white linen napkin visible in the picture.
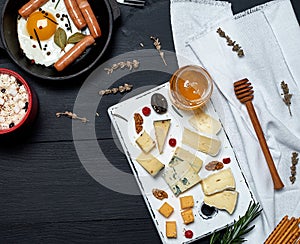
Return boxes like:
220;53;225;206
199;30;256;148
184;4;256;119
171;0;300;241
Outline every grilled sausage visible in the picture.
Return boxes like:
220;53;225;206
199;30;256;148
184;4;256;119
64;0;86;30
54;35;95;71
18;0;49;18
76;0;101;38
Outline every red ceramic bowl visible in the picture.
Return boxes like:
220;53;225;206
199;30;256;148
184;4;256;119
0;68;38;136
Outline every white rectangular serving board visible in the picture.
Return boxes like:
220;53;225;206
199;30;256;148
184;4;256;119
108;82;254;244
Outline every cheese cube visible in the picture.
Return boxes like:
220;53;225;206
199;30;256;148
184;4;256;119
158;202;174;218
166;221;177;238
135;131;155;153
201;168;236;195
136;152;164;177
204;190;239;215
181;209;194;225
180;195;194;209
182;128;221;156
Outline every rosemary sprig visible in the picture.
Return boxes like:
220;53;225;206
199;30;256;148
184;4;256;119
210;201;262;244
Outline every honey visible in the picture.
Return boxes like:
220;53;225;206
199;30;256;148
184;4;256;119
169;65;213;110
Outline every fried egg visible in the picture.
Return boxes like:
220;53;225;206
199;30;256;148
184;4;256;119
17;0;89;67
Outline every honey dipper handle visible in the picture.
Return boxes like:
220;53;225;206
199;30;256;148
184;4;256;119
245;102;284;190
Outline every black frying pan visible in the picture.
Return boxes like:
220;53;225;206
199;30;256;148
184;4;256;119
0;0;120;80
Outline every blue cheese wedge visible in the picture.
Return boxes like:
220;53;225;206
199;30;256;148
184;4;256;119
153;119;171;154
201;168;236;195
188;109;222;135
204;190;239;214
182;128;221;156
174;147;203;173
163;156;201;196
136;152;164;177
135;130;156;153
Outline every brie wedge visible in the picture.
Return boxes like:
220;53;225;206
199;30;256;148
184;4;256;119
153;119;171;154
201;168;236;195
204;190;239;214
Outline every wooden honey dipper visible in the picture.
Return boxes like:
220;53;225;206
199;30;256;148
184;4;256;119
234;78;284;190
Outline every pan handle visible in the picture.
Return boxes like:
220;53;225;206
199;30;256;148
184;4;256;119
0;1;4;50
107;0;120;21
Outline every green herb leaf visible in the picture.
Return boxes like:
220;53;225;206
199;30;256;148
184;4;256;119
210;201;262;244
54;27;67;51
67;32;86;44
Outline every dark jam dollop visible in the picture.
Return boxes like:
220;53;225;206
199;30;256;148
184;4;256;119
199;202;217;219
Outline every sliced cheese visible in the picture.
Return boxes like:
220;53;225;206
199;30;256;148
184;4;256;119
163;156;201;196
189;109;222;135
182;128;221;156
136;152;164;177
135;130;155;153
201;168;236;195
174;147;203;173
153;119;171;154
204;190;239;214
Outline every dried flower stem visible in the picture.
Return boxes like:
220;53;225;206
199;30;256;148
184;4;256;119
290;152;298;184
56;111;88;123
99;83;133;96
150;36;167;66
281;81;293;116
217;28;244;57
104;60;139;74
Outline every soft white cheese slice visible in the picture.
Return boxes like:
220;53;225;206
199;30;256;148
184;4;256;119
204;190;239;214
189;109;222;135
136;152;165;177
153;119;171;154
163;156;201;196
182;128;221;156
135;130;156;153
201;168;236;195
173;147;203;173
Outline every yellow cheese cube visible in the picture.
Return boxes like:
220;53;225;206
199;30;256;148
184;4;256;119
181;209;194;225
158;202;174;218
180;195;194;209
166;221;177;238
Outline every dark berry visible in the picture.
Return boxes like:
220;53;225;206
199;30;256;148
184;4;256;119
1;88;5;93
223;157;231;164
169;138;176;147
142;106;151;116
184;230;193;239
9;122;15;128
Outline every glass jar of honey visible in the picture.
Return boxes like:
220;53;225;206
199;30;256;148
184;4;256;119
169;65;213;110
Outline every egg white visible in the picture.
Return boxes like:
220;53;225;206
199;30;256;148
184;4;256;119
17;0;89;67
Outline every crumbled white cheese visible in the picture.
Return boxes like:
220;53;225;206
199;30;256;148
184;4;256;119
0;73;29;130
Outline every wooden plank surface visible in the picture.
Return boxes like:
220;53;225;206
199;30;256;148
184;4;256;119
0;0;300;243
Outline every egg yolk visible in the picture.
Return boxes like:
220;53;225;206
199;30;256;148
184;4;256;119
26;11;57;41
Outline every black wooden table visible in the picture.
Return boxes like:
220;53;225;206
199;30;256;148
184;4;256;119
0;0;299;243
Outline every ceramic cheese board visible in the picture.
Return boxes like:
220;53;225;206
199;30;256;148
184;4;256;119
108;82;254;244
